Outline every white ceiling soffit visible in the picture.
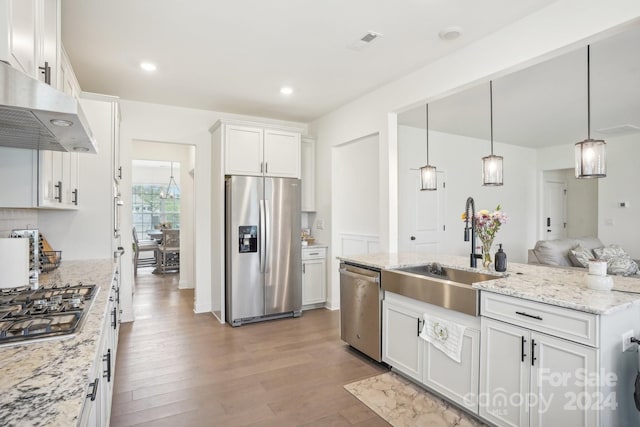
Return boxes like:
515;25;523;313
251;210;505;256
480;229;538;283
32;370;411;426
61;0;556;123
398;24;640;149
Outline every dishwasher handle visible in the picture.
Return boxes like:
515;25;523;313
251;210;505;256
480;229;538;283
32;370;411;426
339;268;380;284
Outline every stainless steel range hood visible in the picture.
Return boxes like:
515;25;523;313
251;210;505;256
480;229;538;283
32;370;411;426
0;61;97;154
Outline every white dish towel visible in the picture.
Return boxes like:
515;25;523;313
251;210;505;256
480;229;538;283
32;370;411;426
419;314;467;363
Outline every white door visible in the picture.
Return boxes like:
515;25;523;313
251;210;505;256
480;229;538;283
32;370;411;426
529;332;598;427
543;180;567;240
423;328;480;414
480;317;530;427
382;300;423;382
399;169;445;253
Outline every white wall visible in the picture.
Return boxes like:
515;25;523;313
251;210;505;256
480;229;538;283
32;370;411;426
598;133;640;258
0;209;38;237
329;133;380;308
563;168;598;238
119;100;307;319
131;141;195;290
309;1;640;305
399;126;537;262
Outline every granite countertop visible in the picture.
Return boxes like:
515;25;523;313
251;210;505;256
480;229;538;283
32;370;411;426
338;253;640;315
0;259;115;427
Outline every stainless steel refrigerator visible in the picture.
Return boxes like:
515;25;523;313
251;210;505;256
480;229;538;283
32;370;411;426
225;175;302;326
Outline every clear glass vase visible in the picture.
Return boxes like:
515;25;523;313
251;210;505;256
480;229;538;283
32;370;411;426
481;238;494;268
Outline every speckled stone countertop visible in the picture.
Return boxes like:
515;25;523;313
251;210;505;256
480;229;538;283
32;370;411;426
0;259;115;427
338;253;640;315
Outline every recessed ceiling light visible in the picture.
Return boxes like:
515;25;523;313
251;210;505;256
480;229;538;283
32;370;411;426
280;86;293;95
439;26;463;41
140;62;157;72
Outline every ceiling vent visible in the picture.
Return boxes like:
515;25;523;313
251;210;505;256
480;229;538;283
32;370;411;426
594;124;640;136
348;31;383;51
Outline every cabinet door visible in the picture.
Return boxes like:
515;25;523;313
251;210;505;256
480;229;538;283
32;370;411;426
67;152;79;206
302;258;325;305
8;0;37;75
263;129;300;178
39;150;64;206
423;328;480;414
225;125;263;176
37;0;59;87
529;332;598;427
480;317;530;427
382;300;423;382
301;138;315;211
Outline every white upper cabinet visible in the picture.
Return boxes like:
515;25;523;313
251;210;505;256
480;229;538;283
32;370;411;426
221;120;301;179
263;129;300;178
1;0;61;89
224;125;264;176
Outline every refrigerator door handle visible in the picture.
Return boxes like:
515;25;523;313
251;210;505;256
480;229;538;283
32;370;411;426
264;199;270;272
259;199;266;273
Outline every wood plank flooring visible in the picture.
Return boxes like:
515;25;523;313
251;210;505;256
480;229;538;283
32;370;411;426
111;269;389;426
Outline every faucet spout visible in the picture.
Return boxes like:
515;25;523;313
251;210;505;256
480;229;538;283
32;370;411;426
464;197;483;268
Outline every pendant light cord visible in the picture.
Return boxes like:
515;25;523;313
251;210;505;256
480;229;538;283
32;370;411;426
425;103;430;164
587;45;591;140
490;80;494;155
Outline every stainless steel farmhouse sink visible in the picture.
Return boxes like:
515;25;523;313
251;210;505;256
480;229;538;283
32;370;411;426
381;264;501;316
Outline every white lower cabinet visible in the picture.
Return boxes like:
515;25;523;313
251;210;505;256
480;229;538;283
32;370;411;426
423;328;480;413
302;247;327;307
382;297;423;382
481;311;598;427
80;267;120;426
382;292;480;411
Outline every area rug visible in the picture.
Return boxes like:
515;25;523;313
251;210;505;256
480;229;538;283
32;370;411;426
344;372;486;427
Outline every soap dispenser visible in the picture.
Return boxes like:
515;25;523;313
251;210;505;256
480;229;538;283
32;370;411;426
495;244;507;272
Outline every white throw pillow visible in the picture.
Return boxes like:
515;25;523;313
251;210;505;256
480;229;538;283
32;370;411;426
593;245;639;276
569;244;593;268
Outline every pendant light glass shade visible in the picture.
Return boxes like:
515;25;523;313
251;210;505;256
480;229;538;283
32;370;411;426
419;103;437;191
483;80;503;186
160;162;180;199
575;139;606;178
575;45;606;178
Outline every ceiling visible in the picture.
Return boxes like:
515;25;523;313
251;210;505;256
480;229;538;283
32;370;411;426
398;24;640;149
61;0;556;123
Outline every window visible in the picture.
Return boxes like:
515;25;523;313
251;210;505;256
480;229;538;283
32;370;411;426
132;184;180;240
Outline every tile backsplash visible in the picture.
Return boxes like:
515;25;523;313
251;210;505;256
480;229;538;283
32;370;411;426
0;209;38;237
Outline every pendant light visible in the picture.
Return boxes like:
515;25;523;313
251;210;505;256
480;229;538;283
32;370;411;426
482;80;503;186
160;162;180;199
575;45;606;178
419;103;437;191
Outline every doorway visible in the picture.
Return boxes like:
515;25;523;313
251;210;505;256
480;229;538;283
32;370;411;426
542;168;598;240
131;141;196;295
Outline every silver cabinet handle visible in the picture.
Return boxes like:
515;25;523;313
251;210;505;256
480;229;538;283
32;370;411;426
259;200;265;273
54;181;62;203
39;61;51;85
72;189;78;205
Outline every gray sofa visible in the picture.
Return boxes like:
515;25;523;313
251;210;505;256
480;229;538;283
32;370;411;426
528;236;640;277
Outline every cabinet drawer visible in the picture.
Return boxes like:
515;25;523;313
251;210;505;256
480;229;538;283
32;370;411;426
480;292;599;347
302;247;326;260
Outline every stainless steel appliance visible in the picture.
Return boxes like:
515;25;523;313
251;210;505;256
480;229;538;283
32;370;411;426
339;262;382;362
225;175;302;326
0;61;97;153
0;283;97;346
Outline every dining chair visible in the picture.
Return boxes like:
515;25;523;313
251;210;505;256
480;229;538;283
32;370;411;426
158;229;180;274
132;227;159;276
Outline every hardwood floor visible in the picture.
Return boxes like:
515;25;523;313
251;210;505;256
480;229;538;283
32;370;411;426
111;269;389;426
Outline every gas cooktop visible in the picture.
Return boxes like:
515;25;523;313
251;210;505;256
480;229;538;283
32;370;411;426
0;283;97;346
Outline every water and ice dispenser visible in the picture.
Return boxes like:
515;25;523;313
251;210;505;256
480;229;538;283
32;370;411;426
238;226;257;253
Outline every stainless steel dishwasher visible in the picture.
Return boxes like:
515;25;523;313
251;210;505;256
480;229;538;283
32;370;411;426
339;262;382;362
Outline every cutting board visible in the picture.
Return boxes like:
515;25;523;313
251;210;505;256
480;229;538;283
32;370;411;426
0;238;30;288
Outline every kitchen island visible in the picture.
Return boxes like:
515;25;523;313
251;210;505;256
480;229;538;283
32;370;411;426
339;252;640;427
0;259;117;427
